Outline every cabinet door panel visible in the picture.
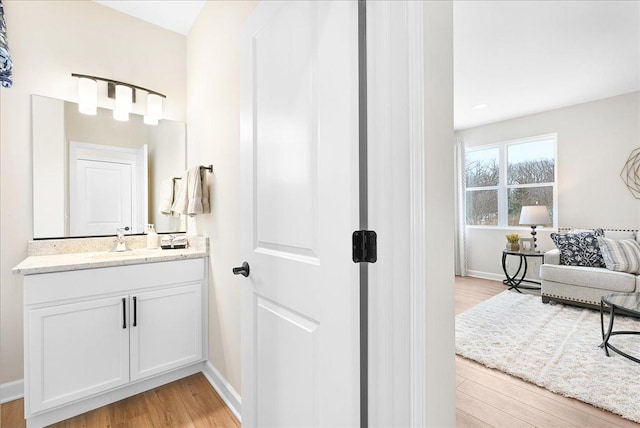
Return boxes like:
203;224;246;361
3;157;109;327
130;284;203;381
28;296;129;413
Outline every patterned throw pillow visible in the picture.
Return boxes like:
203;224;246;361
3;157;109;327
550;228;605;267
597;237;640;274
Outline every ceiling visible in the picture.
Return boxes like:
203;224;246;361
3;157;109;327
95;1;640;130
94;0;206;36
455;0;640;130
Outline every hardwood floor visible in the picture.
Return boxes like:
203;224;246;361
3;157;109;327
2;277;637;427
0;373;239;428
455;276;640;428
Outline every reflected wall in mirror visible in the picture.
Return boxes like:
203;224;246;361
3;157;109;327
32;95;187;239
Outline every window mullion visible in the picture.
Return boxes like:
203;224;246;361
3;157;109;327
498;144;507;227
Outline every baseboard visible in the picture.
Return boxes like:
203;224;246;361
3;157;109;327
201;361;241;422
466;270;504;282
1;379;24;403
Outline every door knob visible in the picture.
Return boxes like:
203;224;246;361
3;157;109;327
233;262;250;277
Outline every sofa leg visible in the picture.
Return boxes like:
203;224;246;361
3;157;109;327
542;295;550;304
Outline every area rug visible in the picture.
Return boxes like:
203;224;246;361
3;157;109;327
456;290;640;423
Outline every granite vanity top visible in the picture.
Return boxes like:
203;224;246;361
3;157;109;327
13;236;209;275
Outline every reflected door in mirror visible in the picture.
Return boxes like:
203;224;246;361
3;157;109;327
69;142;147;236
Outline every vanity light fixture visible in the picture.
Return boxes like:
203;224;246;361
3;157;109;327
71;73;166;125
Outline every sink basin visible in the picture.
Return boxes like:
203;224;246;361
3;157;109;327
82;249;162;260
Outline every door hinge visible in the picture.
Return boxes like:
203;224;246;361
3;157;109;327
352;230;377;263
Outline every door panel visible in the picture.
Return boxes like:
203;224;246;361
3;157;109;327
27;296;129;413
254;0;319;259
129;284;203;381
256;296;319;427
241;1;360;426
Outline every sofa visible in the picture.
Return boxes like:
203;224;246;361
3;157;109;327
540;230;640;308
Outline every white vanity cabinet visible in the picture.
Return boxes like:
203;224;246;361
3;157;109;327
22;257;207;428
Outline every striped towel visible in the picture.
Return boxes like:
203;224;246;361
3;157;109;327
0;0;12;88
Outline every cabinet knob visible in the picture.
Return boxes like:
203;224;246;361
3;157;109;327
232;262;250;277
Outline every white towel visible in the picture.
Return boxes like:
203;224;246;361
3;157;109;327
171;166;211;216
159;178;175;215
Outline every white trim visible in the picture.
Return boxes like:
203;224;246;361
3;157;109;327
407;1;426;427
201;361;241;422
1;379;24;404
466;270;504;282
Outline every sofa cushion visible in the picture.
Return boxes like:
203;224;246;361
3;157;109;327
597;237;640;274
540;264;636;293
550;228;605;267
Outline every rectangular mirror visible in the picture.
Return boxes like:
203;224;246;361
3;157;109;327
32;95;187;239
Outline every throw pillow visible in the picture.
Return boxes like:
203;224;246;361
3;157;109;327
550;228;605;267
597;237;640;274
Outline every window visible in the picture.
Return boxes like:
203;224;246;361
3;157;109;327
465;135;556;228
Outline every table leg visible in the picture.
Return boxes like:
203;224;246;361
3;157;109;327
602;305;616;357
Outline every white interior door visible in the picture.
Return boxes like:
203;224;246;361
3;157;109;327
240;1;360;427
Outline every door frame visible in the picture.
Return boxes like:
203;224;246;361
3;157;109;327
366;1;454;427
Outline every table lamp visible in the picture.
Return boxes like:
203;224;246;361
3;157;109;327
519;205;550;250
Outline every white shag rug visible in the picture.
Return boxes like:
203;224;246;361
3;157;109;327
456;291;640;423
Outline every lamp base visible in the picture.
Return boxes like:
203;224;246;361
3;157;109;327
530;225;538;249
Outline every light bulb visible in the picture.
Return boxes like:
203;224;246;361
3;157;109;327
113;84;132;121
78;77;97;115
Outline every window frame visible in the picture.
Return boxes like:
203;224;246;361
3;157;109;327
465;133;558;230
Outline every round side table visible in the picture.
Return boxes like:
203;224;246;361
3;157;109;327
501;250;544;293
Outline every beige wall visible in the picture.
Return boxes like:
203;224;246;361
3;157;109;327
0;0;186;384
186;0;258;395
456;92;640;279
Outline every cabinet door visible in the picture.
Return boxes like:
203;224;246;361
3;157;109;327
130;284;203;381
27;296;130;413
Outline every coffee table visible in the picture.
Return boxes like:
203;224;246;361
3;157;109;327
600;292;640;363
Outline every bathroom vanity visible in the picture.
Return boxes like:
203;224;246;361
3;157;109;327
13;236;208;428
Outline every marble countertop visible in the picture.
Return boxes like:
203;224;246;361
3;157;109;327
13;236;209;275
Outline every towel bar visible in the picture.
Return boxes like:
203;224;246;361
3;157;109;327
173;165;213;180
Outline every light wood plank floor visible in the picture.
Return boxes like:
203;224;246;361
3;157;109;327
0;373;239;428
3;277;638;427
455;276;640;428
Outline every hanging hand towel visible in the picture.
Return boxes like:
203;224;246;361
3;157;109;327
171;166;211;216
159;178;176;215
187;166;205;215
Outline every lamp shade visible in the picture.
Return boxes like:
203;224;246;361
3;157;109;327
77;77;97;115
519;205;550;226
146;93;163;120
113;84;132;121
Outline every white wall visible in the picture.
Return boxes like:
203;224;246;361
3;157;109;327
186;0;258;395
0;0;186;385
456;92;640;280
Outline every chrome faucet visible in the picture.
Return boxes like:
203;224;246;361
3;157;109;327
113;226;130;252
